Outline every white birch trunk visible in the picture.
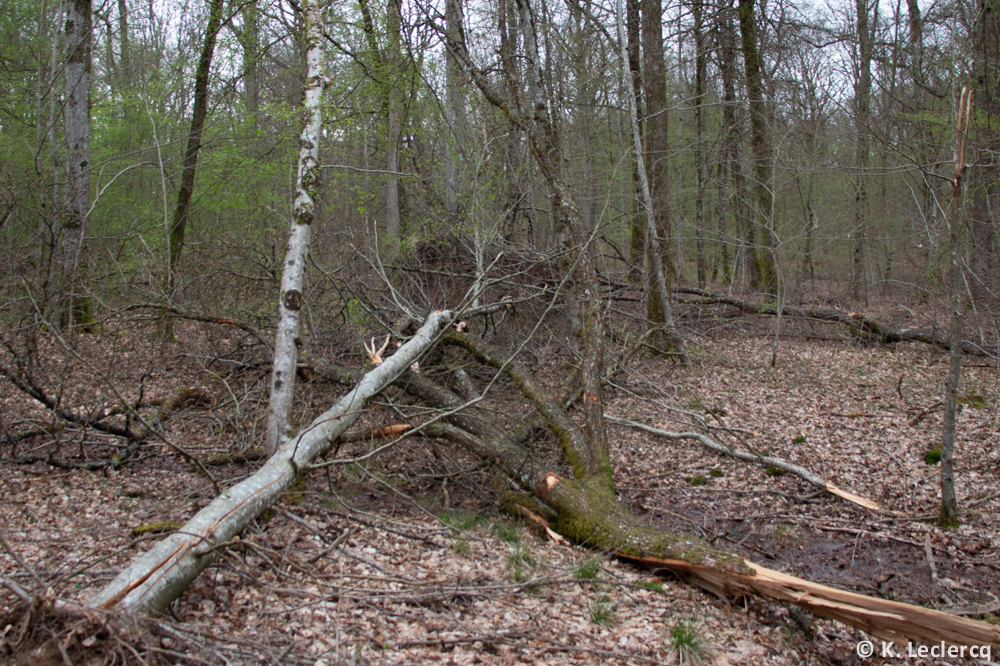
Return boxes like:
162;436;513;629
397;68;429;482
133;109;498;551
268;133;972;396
264;0;326;456
87;310;453;615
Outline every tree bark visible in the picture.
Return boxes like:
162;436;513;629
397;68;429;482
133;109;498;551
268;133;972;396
385;0;403;254
61;0;96;331
87;310;453;615
939;91;971;529
692;0;707;288
444;0;465;217
737;0;779;294
970;0;1000;297
626;0;644;281
852;0;877;301
717;0;754;287
264;0;326;457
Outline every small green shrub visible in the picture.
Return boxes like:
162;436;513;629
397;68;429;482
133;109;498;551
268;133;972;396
573;557;601;580
959;394;988;409
667;619;710;665
494;521;523;544
765;467;787;477
440;510;487;532
589;595;616;626
792;434;807;444
506;544;536;583
924;449;942;465
709;469;724;478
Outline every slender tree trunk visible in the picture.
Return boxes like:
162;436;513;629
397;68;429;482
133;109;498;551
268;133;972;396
239;0;260;120
692;0;707;288
852;0;876;302
90;310;453;615
621;0;687;360
161;0;225;337
117;0;130;85
61;0;96;332
626;0;644;281
737;0;778;294
970;0;999;297
939;91;971;529
445;0;465;217
264;0;327;457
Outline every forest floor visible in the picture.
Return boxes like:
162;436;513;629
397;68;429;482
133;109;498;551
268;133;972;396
1;292;999;665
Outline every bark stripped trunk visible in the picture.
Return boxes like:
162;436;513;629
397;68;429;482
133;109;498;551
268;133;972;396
161;0;225;338
264;0;326;457
61;0;96;331
88;311;453;615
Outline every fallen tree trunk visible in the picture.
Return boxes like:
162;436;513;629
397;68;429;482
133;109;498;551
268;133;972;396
85;310;452;615
677;287;999;358
608;415;888;512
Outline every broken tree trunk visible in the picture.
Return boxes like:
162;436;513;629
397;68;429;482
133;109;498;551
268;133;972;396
86;310;452;616
620;554;1000;649
411;335;999;651
676;287;998;358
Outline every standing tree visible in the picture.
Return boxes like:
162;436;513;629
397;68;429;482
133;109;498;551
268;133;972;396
60;0;96;331
161;0;226;338
852;0;878;301
939;90;971;528
738;0;779;294
264;0;328;457
970;0;999;297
